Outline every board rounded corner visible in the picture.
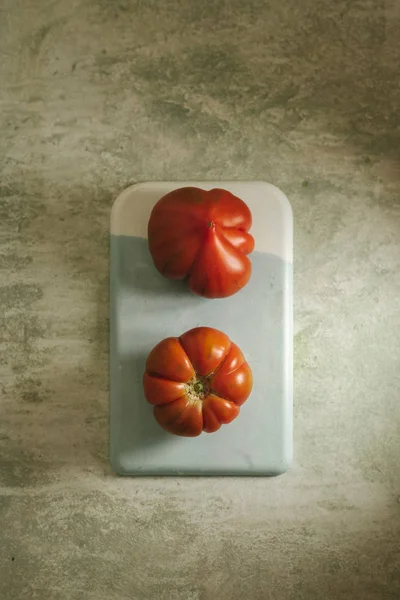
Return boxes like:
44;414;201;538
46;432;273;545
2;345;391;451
110;450;130;476
110;182;149;233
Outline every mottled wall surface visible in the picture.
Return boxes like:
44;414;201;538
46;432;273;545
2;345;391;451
1;1;399;599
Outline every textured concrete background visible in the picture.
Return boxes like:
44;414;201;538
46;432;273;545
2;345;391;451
1;1;400;598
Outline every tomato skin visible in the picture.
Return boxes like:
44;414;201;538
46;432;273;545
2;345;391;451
143;327;253;437
147;187;254;299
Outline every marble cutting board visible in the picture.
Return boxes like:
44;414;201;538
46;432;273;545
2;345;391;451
110;181;293;476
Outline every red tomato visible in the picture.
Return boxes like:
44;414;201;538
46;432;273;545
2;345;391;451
147;187;255;298
143;327;253;437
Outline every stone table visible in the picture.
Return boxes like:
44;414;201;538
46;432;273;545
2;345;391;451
1;1;399;599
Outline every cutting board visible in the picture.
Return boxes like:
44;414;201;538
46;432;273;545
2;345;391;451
110;181;293;476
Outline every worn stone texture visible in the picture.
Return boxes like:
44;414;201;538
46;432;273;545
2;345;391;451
1;0;400;598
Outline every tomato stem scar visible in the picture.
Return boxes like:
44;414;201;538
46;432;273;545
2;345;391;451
185;375;210;401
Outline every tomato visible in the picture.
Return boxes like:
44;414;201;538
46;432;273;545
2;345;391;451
143;327;253;437
147;187;255;298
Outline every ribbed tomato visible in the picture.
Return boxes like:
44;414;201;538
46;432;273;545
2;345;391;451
147;187;255;298
143;327;253;437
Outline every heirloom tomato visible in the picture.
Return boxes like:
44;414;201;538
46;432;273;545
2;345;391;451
143;327;253;437
147;187;254;298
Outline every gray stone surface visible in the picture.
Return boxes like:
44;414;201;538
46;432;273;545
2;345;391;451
1;0;399;598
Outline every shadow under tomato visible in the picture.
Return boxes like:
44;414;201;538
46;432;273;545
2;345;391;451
126;264;193;297
114;237;198;298
111;354;175;462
